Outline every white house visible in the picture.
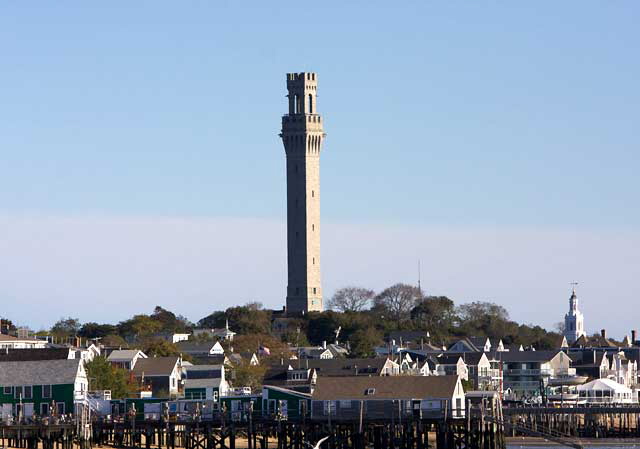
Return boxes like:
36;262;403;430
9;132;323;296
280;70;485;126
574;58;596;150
132;357;183;397
609;352;638;388
192;321;236;341
107;349;147;370
0;334;47;350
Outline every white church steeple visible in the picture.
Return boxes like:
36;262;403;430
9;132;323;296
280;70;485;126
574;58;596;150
564;284;586;344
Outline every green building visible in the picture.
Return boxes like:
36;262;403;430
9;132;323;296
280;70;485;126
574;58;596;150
262;385;311;419
0;359;87;418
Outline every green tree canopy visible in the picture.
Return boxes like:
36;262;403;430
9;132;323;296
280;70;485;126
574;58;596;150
349;327;382;358
50;317;81;338
85;356;137;399
197;303;272;335
78;322;117;339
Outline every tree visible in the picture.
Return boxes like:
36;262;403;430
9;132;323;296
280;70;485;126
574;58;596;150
0;318;17;334
374;283;422;322
78;322;117;339
117;314;163;339
306;311;343;345
327;287;375;312
232;363;268;390
198;303;272;335
101;334;129;348
85;356;137;398
456;301;511;337
349;327;382;358
197;311;226;329
457;301;509;323
50;317;81;338
141;338;181;357
152;306;192;333
411;296;456;336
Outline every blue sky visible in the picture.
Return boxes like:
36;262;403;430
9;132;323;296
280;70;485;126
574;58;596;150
1;2;639;335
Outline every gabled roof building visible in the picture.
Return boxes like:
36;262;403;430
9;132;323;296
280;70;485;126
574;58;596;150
310;375;466;420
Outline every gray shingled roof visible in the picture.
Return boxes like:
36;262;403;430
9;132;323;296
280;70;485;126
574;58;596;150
312;375;459;400
107;349;145;361
184;378;223;389
0;359;82;386
132;357;180;377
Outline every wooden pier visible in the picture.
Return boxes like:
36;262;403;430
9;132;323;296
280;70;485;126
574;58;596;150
2;405;640;449
0;412;505;449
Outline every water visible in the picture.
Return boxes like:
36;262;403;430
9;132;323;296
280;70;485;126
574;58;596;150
507;445;640;448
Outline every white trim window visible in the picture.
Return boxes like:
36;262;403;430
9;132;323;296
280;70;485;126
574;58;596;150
24;386;33;399
42;384;52;399
3;386;12;395
14;386;23;399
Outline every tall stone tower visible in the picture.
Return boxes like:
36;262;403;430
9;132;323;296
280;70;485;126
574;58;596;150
280;72;325;314
564;287;586;344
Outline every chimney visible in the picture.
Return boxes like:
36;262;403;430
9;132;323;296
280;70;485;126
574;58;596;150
322;341;326;349
601;329;607;339
632;330;637;344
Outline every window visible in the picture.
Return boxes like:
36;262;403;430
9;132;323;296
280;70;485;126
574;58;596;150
14;386;23;399
312;224;314;231
41;403;50;416
56;402;65;415
24;386;32;399
312;257;315;265
3;386;12;395
311;190;314;198
42;384;52;399
323;401;336;415
365;388;376;396
313;288;317;294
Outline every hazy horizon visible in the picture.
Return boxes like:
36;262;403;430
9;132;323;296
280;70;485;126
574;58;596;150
1;2;638;337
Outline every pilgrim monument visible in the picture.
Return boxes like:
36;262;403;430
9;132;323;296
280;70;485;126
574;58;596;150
280;72;325;314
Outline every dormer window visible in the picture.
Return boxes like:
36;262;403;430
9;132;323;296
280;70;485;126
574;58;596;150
365;388;376;396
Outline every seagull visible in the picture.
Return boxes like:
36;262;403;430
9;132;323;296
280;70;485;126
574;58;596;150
305;436;330;449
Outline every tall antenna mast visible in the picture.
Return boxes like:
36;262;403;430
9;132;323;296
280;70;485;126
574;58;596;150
418;260;422;293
